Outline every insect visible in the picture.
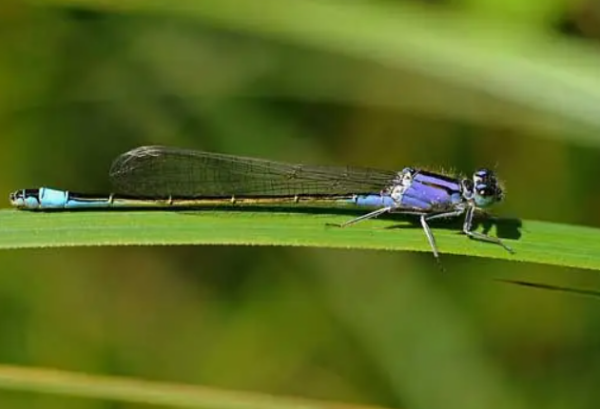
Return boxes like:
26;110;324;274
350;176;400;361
10;145;512;259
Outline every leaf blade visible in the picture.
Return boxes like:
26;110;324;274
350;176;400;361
1;209;598;271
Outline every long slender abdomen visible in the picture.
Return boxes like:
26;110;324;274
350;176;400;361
347;194;395;207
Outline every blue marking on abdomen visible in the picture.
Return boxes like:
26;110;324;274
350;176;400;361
344;194;395;207
63;198;113;209
39;188;70;208
39;188;112;209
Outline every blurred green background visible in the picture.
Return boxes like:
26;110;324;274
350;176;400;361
3;0;600;408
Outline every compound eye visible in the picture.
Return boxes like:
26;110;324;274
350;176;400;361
474;169;496;184
478;187;492;197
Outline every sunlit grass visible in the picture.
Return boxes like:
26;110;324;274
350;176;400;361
1;209;598;270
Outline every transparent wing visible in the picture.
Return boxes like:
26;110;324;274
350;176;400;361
109;146;398;198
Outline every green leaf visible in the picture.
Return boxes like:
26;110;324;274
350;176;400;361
0;209;598;271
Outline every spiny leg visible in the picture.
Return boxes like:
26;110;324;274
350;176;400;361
420;209;466;259
333;206;393;228
420;214;439;259
463;206;513;253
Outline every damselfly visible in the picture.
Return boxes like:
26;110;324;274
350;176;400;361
10;145;513;259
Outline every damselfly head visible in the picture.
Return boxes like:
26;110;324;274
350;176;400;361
472;169;503;208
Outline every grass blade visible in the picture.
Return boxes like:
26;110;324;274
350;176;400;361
0;364;382;409
496;279;600;298
0;209;598;271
